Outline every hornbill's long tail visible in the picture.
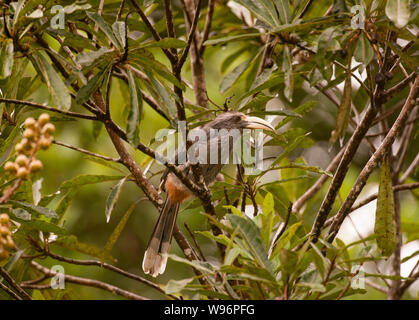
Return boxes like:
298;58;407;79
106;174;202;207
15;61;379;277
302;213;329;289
142;198;180;277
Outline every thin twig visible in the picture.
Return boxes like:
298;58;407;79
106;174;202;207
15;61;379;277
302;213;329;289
29;261;148;300
0;98;97;121
53;140;122;163
0;266;32;300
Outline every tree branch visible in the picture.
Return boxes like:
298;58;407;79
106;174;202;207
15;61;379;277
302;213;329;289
28;261;148;300
326;76;419;243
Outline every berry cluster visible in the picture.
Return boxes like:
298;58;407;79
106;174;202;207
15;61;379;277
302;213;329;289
4;113;55;179
0;214;14;262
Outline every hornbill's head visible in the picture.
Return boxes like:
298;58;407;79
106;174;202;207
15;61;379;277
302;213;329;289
204;111;275;132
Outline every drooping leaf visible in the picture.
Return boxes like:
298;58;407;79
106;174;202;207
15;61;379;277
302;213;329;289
33;52;71;110
76;47;114;67
103;200;139;261
227;214;273;274
0;126;20;166
354;33;374;67
105;176;128;223
274;0;291;24
271;222;301;257
55;190;77;220
86;12;122;48
54;235;115;262
282;45;294;101
375;155;397;257
261;192;274;249
126;69;143;146
75;64;111;105
220;59;252;93
9;200;58;219
164;277;195;295
234;0;281;28
330;44;353;145
0;39;14;79
32;178;43;206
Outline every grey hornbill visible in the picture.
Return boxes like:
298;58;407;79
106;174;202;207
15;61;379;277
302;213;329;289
142;111;275;277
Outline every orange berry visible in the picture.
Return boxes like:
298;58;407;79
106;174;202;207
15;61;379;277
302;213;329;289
16;167;29;179
4;161;18;174
41;123;55;136
24;117;36;128
29;159;43;172
0;214;9;225
23;128;36;140
16;155;29;167
0;226;10;236
39;137;52;150
38;113;50;126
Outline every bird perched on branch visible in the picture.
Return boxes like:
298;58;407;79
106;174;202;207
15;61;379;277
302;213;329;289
142;111;275;277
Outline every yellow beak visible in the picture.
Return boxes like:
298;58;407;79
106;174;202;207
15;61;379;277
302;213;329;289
242;116;275;132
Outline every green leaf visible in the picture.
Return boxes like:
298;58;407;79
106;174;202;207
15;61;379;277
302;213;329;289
264;162;332;177
330;45;353;145
204;33;261;46
75;64;111;105
316;28;339;81
164;277;195;294
387;41;419;72
279;248;298;281
168;254;215;274
0;39;14;79
227;214;273;274
112;21;126;49
0;126;20;166
270;16;338;33
237;72;284;102
55;190;77;220
220;59;251;93
126;69;142;146
86;12;122;48
105;176;128;223
59;174;124;191
9;200;58;219
261;192;274;249
23;219;68;235
54;235;115;262
271;222;301;257
354;33;374;66
103;200;139;260
283;45;294;101
76;47;114;67
32;178;43;205
385;0;411;28
375;155;397;257
239;94;273;112
274;0;291;24
33;52;71;110
234;0;281;27
271;132;312;166
137;38;187;49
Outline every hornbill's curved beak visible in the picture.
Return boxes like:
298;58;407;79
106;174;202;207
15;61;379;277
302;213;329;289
242;115;275;132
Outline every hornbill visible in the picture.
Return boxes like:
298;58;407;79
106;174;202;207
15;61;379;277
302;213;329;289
142;111;275;277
